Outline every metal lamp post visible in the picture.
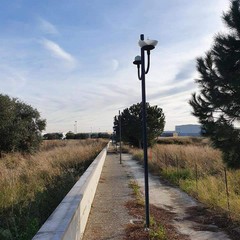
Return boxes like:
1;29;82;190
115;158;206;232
119;110;122;164
133;34;158;229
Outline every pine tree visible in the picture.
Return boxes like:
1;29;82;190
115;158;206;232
189;0;240;168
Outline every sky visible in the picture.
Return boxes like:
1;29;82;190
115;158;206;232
0;0;230;133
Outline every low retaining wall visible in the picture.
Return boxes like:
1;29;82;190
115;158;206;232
33;143;109;240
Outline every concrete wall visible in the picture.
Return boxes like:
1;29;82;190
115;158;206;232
33;143;109;240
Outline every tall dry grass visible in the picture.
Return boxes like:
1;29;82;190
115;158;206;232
129;138;240;222
0;139;107;240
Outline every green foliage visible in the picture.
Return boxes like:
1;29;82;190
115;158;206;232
129;180;144;205
74;133;89;139
0;94;46;154
65;131;75;139
0;228;12;240
43;133;63;140
149;216;167;240
97;132;110;139
149;225;167;240
161;169;192;185
189;0;240;168
113;102;165;148
65;132;110;139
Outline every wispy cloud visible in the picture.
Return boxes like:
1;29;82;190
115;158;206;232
0;0;230;133
41;39;76;67
39;18;58;35
173;60;196;83
112;59;119;71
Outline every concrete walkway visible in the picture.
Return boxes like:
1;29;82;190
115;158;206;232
83;150;231;240
82;149;132;240
124;154;231;240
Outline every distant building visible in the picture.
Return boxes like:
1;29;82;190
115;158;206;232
175;124;201;137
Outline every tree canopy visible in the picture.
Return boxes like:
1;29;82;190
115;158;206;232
113;102;165;147
189;0;240;168
43;133;63;140
0;94;46;154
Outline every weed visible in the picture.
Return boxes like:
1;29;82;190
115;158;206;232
129;180;144;206
0;139;107;239
161;168;192;185
127;180;168;240
149;224;167;240
129;139;240;222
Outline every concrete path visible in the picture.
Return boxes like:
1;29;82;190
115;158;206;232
82;150;132;240
83;150;231;240
124;154;231;240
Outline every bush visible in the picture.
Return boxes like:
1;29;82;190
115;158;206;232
0;94;46;154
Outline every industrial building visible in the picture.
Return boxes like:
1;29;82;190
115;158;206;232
175;124;201;137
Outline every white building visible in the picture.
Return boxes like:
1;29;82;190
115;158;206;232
175;124;201;137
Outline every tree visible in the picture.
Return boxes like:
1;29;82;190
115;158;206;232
43;133;63;140
74;133;89;139
65;131;75;139
113;102;165;147
189;0;240;168
0;94;46;154
98;132;111;139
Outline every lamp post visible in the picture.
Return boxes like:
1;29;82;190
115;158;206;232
74;121;77;134
119;110;122;164
133;34;158;229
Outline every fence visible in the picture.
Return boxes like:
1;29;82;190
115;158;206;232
148;144;240;221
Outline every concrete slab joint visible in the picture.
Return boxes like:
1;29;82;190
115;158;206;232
32;143;109;240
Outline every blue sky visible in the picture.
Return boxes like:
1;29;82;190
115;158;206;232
0;0;230;133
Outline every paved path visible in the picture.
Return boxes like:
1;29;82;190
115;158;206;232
83;151;231;240
83;150;132;240
124;154;231;240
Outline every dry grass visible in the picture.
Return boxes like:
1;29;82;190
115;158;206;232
128;138;240;222
157;136;210;146
0;139;107;240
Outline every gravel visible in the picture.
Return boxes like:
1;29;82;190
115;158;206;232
82;150;133;240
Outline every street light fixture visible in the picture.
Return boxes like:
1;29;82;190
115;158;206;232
133;34;158;229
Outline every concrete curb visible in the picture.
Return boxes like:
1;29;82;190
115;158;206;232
33;143;109;240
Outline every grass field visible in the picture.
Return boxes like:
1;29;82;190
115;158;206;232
129;137;240;222
0;139;107;240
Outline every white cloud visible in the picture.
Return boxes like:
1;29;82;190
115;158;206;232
0;0;231;133
41;39;76;66
39;18;58;35
112;59;119;71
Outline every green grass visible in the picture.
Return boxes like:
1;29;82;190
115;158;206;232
161;168;192;185
129;180;144;206
149;224;167;240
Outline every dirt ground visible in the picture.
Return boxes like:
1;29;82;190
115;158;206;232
124;199;190;240
124;198;240;240
123;153;235;240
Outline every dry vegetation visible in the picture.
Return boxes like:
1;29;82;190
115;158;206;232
125;180;189;240
0;139;107;240
129;137;240;223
